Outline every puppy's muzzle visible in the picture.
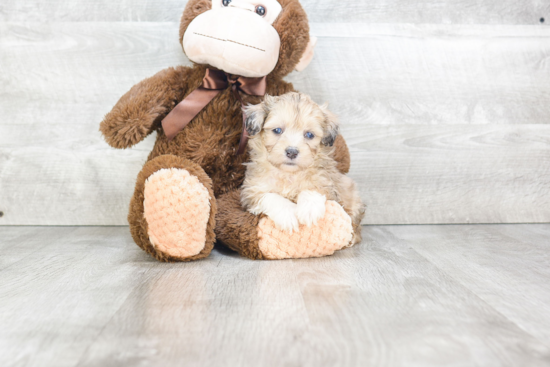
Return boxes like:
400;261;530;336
285;147;299;160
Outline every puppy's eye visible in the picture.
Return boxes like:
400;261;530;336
272;128;283;135
255;5;266;16
304;132;315;139
222;0;231;6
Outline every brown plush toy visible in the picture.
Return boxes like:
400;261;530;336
100;0;359;261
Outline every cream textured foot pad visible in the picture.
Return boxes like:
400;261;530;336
257;201;353;260
144;168;211;258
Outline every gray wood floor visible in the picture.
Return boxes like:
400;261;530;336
1;224;549;367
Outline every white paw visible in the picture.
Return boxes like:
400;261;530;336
269;204;299;233
296;191;327;227
257;193;299;233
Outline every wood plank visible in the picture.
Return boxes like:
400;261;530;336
348;124;550;224
0;226;153;367
1;22;550;225
296;23;550;126
385;224;550;344
3;22;549;128
1;225;549;366
2;124;549;225
0;226;79;269
0;22;188;128
2;23;550;127
0;142;154;225
302;1;550;25
296;225;550;366
76;251;312;367
0;0;548;24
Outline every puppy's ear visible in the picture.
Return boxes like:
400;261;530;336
243;94;275;136
319;103;340;147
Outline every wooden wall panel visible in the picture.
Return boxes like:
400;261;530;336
1;22;549;225
2;23;548;130
2;123;548;225
348;125;550;224
295;24;550;127
0;0;548;24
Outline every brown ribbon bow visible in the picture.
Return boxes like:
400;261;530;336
161;68;267;155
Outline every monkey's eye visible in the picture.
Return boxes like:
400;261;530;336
255;5;266;16
304;132;315;139
273;128;283;135
222;0;231;6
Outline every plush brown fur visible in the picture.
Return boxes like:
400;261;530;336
215;190;267;260
333;135;350;174
100;0;352;261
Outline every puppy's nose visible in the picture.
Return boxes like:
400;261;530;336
285;147;299;159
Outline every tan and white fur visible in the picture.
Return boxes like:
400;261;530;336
241;93;365;246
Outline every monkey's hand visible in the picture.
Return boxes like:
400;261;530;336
296;190;327;227
100;66;192;149
255;193;299;233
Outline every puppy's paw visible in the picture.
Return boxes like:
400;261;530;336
296;190;327;227
257;193;299;233
268;201;299;232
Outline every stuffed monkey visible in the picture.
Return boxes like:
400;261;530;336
100;0;359;261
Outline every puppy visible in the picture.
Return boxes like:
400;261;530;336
241;92;365;246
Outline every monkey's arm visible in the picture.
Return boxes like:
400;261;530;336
100;66;192;149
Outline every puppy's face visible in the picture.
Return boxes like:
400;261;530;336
244;93;339;172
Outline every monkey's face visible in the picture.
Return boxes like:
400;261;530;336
183;0;282;77
180;0;313;78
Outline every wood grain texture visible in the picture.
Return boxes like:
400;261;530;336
4;23;549;128
1;225;550;366
2;123;548;225
386;224;550;344
298;23;550;127
349;124;550;224
1;22;549;225
0;0;548;24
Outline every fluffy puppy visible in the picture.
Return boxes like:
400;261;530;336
241;92;365;246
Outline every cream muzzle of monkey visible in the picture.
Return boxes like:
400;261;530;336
183;0;317;77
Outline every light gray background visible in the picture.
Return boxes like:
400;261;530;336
0;0;549;225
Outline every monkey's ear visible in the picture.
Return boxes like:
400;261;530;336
295;36;317;72
243;95;275;136
319;103;340;146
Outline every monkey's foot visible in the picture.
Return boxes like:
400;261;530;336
215;191;355;260
257;201;353;259
129;154;216;262
143;168;211;258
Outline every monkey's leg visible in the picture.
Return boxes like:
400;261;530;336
129;155;216;262
215;190;354;260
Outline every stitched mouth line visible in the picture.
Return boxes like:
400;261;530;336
194;32;266;52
